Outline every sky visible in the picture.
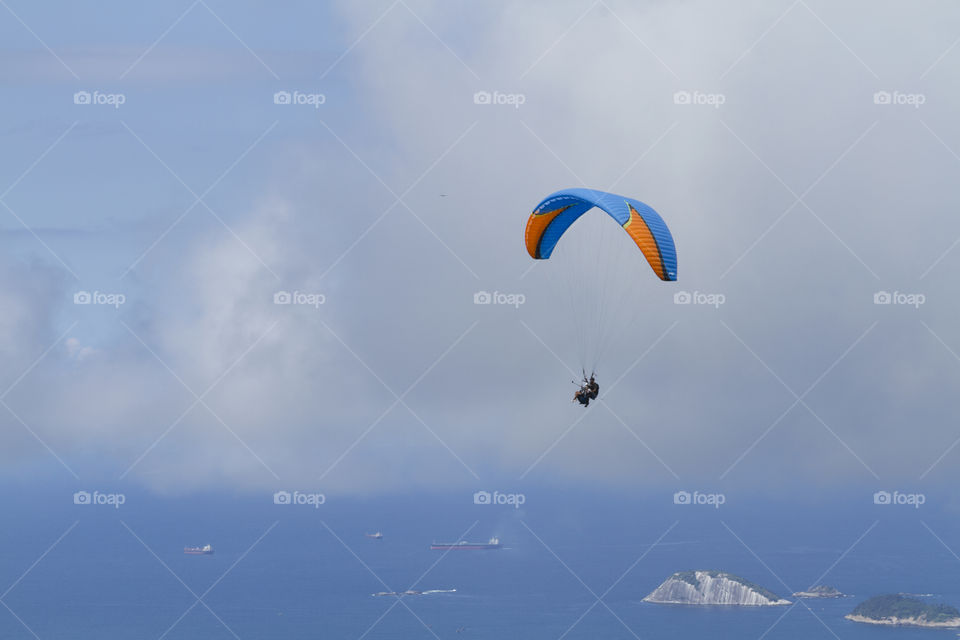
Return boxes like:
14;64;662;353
2;0;960;504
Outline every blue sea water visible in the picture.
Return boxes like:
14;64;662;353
1;485;958;639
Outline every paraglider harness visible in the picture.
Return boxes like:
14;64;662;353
572;371;600;407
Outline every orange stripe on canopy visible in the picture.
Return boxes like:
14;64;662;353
525;205;572;259
623;204;666;280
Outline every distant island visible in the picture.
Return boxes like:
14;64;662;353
846;595;960;628
643;570;791;606
793;585;845;598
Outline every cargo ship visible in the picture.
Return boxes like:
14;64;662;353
430;537;501;550
184;544;214;555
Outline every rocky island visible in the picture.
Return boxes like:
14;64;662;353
846;595;960;628
793;585;845;598
643;570;791;606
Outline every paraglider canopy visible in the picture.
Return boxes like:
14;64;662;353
525;188;677;281
524;188;678;377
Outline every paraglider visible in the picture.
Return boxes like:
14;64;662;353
572;373;600;407
525;188;677;403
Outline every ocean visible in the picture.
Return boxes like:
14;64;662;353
0;485;957;638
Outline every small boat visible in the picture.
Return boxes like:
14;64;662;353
365;532;384;540
184;544;214;555
430;537;501;550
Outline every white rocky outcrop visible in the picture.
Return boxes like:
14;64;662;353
643;571;790;606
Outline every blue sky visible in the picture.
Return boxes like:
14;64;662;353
2;0;960;504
